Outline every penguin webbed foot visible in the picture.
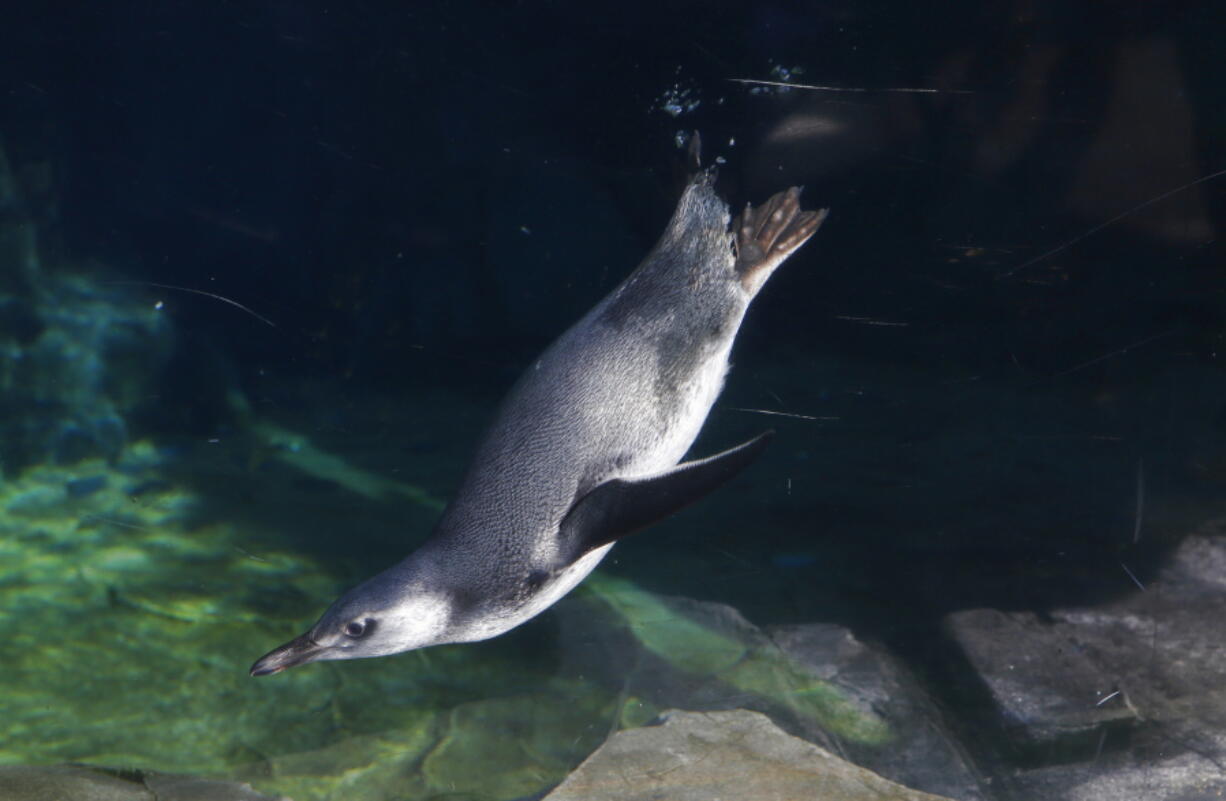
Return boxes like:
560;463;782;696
733;188;828;296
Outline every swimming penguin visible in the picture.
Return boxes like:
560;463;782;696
251;146;826;676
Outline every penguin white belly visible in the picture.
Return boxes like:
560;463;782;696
460;543;615;643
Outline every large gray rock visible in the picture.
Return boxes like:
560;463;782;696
944;527;1226;799
543;708;955;801
941;607;1135;753
1014;743;1226;801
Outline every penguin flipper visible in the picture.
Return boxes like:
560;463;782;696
558;431;774;562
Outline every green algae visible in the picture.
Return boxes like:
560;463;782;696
617;696;660;730
245;416;446;511
422;687;616;800
245;718;442;801
0;421;890;800
586;574;747;674
584;573;892;746
723;651;891;745
0;441;397;780
0;432;628;801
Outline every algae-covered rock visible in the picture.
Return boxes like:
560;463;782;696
589;573;748;674
0;765;151;801
0;437;419;780
581;573;891;746
560;577;983;799
720;647;890;745
244;725;440;801
0;424;632;801
143;772;289;801
238;676;625;801
543;709;954;801
422;688;617;800
767;624;986;801
0;765;287;801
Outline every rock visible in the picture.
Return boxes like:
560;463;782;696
944;528;1226;799
0;413;632;801
769;624;988;801
561;575;985;800
1011;743;1226;801
573;574;891;747
0;765;287;801
0;765;150;801
419;686;616;800
142;773;287;801
238;727;438;801
941;607;1134;755
543;708;956;801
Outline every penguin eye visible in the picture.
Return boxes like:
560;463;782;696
344;618;373;639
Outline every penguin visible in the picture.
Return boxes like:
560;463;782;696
251;147;826;676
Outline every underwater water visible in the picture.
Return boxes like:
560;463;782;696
3;2;1226;800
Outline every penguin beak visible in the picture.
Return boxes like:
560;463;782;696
250;632;327;677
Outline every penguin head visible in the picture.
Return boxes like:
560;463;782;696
250;565;454;676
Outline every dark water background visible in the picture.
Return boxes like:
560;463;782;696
2;2;1225;800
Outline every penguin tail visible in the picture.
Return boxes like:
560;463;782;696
684;130;718;189
733;187;828;297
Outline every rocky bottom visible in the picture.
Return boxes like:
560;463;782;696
3;366;1226;800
